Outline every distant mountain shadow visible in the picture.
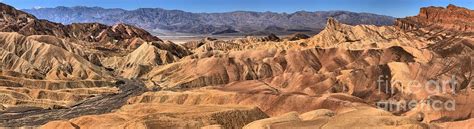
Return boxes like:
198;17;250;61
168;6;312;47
24;7;395;36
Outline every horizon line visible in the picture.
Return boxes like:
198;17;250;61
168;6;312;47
20;5;412;18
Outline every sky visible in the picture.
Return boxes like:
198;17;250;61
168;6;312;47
2;0;473;17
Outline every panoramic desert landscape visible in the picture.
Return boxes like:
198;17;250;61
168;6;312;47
0;0;472;129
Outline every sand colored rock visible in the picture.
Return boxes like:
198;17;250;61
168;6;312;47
181;18;431;54
0;32;112;80
42;104;268;129
243;112;301;129
309;18;429;49
200;125;223;129
403;93;474;123
102;42;179;78
126;89;368;117
321;107;427;129
437;118;474;129
40;120;78;129
144;46;420;92
101;41;191;79
153;41;192;58
244;107;428;129
0;69;118;109
0;2;472;129
299;109;335;120
122;42;179;66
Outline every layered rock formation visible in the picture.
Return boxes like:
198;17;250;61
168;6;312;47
126;89;368;116
0;32;113;80
65;23;162;46
309;17;430;49
396;4;474;32
244;107;429;129
0;3;472;129
41;104;268;129
0;3;171;127
101;42;189;79
0;3;161;49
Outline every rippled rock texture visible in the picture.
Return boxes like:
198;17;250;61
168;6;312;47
0;3;472;129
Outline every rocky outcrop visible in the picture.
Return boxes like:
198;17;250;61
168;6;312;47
0;4;132;124
102;42;181;78
266;33;280;42
396;4;474;32
100;40;191;79
65;23;162;45
153;40;192;58
0;2;472;129
395;4;474;57
309;18;429;49
0;3;161;47
182;37;217;50
144;46;421;93
0;32;112;80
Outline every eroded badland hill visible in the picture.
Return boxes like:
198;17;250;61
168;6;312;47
0;3;472;129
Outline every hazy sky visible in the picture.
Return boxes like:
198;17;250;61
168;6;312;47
3;0;474;17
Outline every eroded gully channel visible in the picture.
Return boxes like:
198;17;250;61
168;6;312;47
0;79;147;127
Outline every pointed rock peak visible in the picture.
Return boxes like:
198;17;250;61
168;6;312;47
325;17;342;30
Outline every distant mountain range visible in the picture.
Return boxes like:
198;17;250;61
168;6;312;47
23;6;395;36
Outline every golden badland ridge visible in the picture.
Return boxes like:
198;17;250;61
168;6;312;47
0;3;472;129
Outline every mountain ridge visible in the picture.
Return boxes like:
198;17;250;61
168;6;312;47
0;2;472;129
23;6;396;36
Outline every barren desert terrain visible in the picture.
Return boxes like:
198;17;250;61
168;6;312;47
0;2;472;129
